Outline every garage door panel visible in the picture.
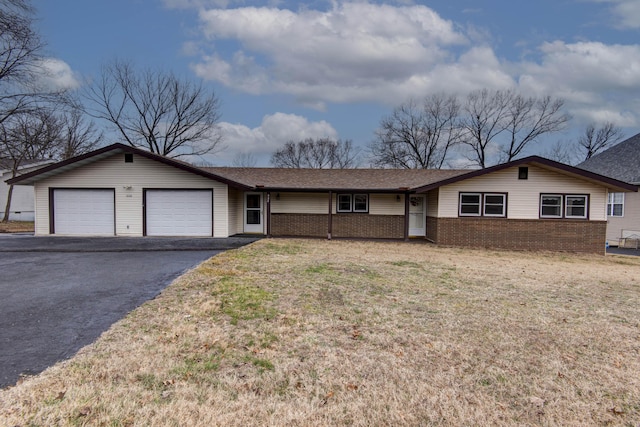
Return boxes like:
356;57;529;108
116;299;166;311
145;190;213;236
53;189;115;236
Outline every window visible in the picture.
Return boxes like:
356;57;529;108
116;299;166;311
483;194;506;217
353;194;368;212
459;193;481;216
459;193;507;217
540;194;588;219
337;194;368;213
337;194;352;212
540;194;562;218
607;192;624;217
518;167;528;180
565;195;587;219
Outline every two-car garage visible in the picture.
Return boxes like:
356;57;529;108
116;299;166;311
50;188;213;237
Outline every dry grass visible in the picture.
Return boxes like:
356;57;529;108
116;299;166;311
1;239;639;426
0;220;34;233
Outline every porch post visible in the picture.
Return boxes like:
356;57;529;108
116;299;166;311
328;190;333;240
266;192;271;237
404;192;410;241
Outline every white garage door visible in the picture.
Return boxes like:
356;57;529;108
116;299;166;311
53;189;115;235
145;190;213;236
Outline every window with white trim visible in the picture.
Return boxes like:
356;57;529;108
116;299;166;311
483;194;506;217
607;192;624;217
565;195;587;219
459;193;481;216
337;194;369;213
459;193;507;217
540;195;562;218
540;194;588;219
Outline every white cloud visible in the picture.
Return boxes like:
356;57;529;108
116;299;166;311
516;41;640;125
206;112;338;165
186;2;640;130
608;0;640;29
192;2;472;105
36;58;80;90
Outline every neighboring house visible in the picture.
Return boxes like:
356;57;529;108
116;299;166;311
8;143;636;254
0;159;53;221
577;132;640;246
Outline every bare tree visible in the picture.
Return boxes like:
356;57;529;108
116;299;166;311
542;139;579;165
55;108;102;159
459;89;512;168
459;89;568;167
577;122;624;161
501;95;569;162
0;0;44;123
232;151;258;167
1;109;60;222
271;138;358;168
84;60;222;158
370;94;462;169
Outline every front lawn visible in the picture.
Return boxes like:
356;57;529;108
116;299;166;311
0;220;34;233
1;239;639;426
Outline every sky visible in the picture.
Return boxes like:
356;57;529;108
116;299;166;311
33;0;640;166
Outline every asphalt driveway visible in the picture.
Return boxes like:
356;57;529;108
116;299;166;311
0;235;259;389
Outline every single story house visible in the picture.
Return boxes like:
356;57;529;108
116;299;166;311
7;143;637;254
1;159;53;221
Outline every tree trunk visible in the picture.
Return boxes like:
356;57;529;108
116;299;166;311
2;184;14;222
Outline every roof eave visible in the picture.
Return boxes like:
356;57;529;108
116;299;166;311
6;143;253;190
412;156;638;193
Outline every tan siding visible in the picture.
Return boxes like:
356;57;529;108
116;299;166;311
606;191;640;244
228;188;243;235
426;189;438;216
271;192;329;214
271;192;406;216
34;153;229;237
369;194;404;215
437;165;608;220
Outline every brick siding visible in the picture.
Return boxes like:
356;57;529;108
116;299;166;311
270;213;327;237
431;216;606;254
333;214;404;239
270;213;405;239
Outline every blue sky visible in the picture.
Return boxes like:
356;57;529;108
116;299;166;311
34;0;640;166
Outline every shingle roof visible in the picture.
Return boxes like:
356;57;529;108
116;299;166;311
203;167;470;191
577;133;640;184
7;143;637;193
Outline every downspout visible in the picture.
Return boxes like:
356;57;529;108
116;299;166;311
404;192;410;241
266;192;271;237
328;190;332;240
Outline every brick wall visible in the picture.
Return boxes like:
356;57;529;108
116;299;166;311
433;217;606;254
333;214;404;239
271;213;327;237
270;213;405;239
426;216;438;242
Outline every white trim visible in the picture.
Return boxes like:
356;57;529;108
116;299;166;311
540;194;562;218
483;193;506;217
565;195;588;219
459;192;481;217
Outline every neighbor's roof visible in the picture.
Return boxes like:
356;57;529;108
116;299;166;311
577;132;640;184
204;167;469;192
0;158;53;173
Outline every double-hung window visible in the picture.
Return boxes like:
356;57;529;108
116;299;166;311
607;192;624;217
337;194;369;213
540;195;562;218
459;193;506;217
540;194;588;219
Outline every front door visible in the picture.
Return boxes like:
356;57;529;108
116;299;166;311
244;193;263;234
408;195;426;237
